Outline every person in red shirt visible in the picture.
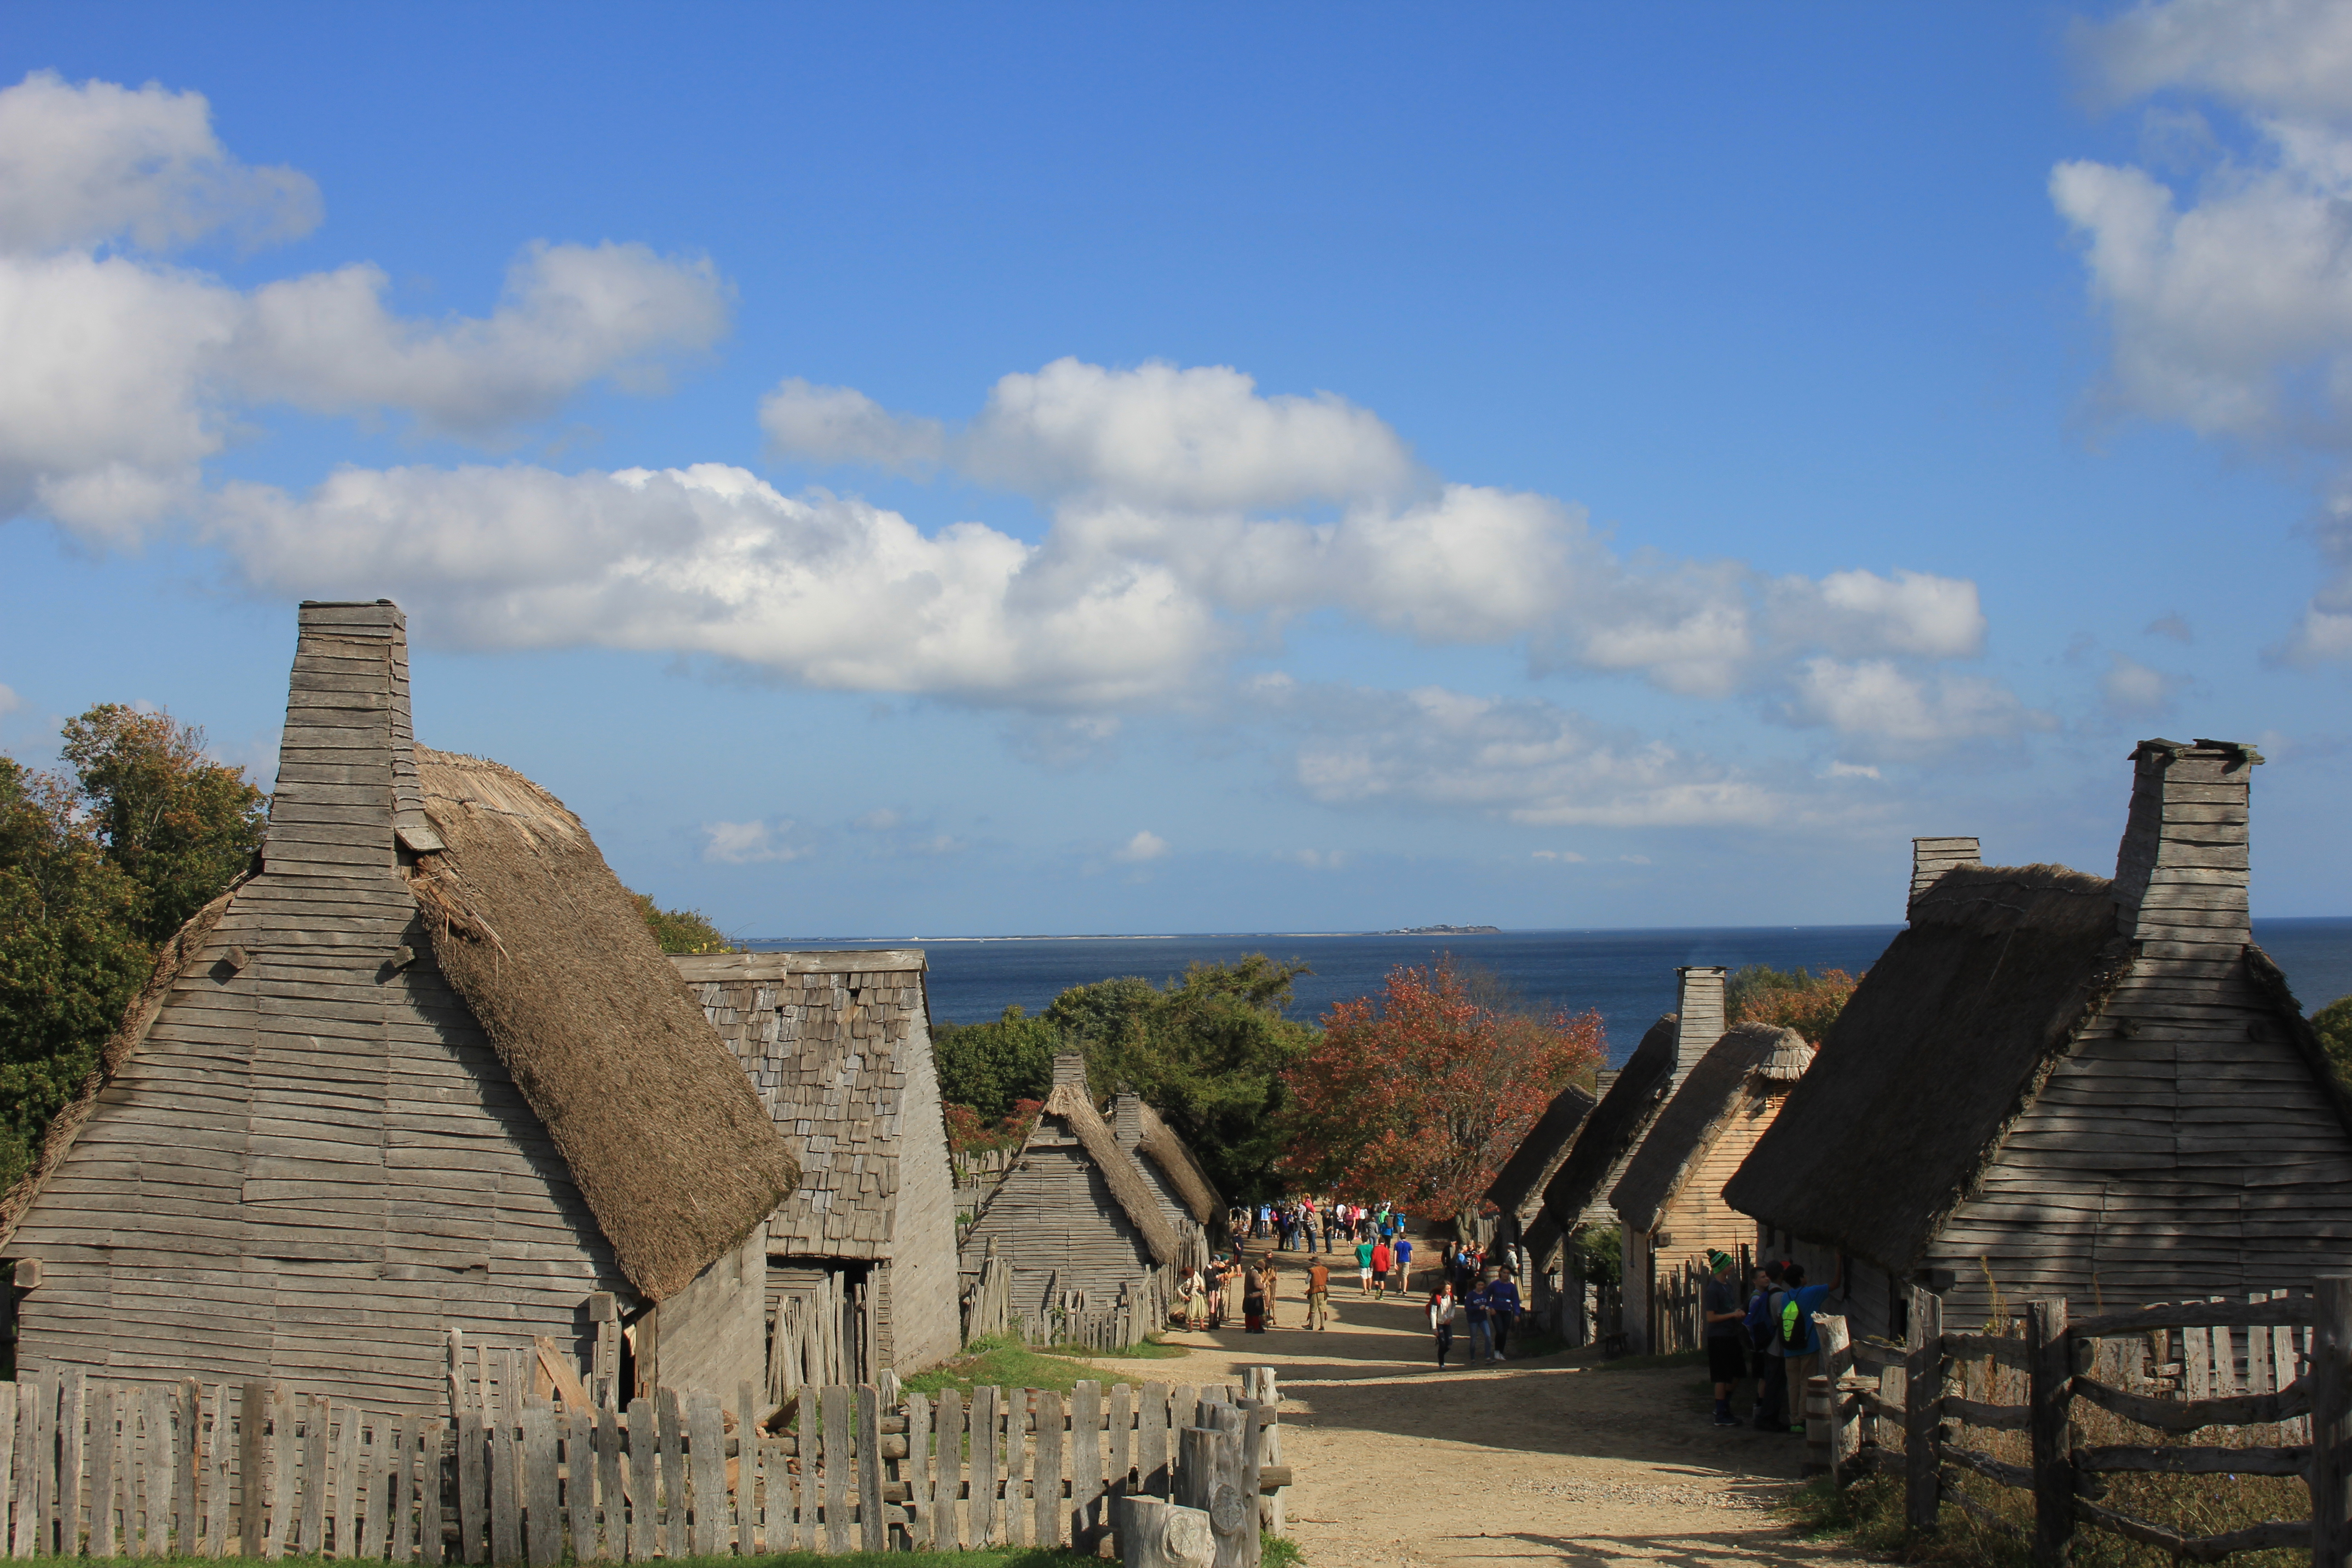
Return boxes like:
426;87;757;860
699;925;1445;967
1371;1238;1393;1296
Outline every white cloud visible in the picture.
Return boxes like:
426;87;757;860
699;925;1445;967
1113;830;1170;863
0;70;320;252
1283;849;1350;869
2060;1;2352;657
0;73;729;543
0;683;19;718
852;808;902;832
1530;849;1587;863
701;819;806;864
760;379;945;471
1822;760;1882;779
1785;658;2054;746
2099;652;2181;715
2145;612;2195;642
1619;854;1652;865
1269;682;1784;828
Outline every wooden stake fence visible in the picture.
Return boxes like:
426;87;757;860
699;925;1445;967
1808;1276;2343;1568
0;1363;1291;1563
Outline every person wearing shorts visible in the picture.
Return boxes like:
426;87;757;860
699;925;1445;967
1355;1237;1376;1296
1392;1235;1413;1296
1371;1238;1392;1296
1701;1252;1748;1426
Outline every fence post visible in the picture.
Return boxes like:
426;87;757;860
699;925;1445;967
2313;1274;2352;1568
1904;1285;1941;1532
2026;1299;2074;1568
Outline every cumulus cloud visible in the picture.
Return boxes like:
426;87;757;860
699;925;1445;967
2060;1;2352;657
760;379;946;471
1784;658;2054;748
1262;681;1784;828
701;819;805;864
1113;829;1170;862
2100;652;2182;715
0;683;19;718
1530;849;1587;863
0;72;729;543
1283;849;1350;869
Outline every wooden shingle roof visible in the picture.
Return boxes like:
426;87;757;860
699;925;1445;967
672;950;931;1260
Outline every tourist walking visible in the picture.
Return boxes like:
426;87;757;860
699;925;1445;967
1464;1270;1493;1361
1305;1257;1331;1330
1485;1264;1524;1361
1243;1260;1268;1332
1701;1252;1747;1426
1392;1233;1414;1295
1354;1234;1376;1296
1428;1280;1459;1367
1370;1236;1392;1297
1259;1257;1281;1328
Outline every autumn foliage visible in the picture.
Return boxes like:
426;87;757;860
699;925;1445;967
944;1097;1042;1155
1725;964;1862;1044
1279;959;1603;1221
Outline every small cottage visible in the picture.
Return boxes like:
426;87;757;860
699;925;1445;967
0;601;797;1415
957;1057;1178;1331
670;951;961;1393
1522;965;1726;1342
1724;738;2352;1340
1112;1092;1222;1268
1485;1080;1599;1256
1609;1022;1812;1352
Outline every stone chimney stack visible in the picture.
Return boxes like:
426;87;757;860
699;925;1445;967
1673;966;1727;1077
1595;1068;1619;1098
1113;1090;1142;1150
1052;1054;1088;1093
1910;837;1981;914
2112;738;2259;954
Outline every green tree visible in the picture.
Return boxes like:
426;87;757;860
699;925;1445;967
1049;954;1320;1203
932;1005;1060;1123
631;893;737;955
2317;995;2352;1090
57;706;265;947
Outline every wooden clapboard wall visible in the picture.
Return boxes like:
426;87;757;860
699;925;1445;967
1;603;628;1416
957;1142;1155;1322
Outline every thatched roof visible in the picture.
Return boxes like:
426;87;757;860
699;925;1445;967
1017;1082;1182;1264
1720;863;2129;1276
412;748;799;1300
671;950;932;1259
1523;1013;1680;1260
1136;1102;1222;1223
0;876;248;1249
1487;1081;1599;1223
1611;1023;1811;1235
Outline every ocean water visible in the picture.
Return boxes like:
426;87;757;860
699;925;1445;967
748;917;2352;1064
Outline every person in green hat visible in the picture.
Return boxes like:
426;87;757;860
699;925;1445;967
1701;1251;1748;1426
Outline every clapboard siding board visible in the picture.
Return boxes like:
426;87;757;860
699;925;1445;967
959;1146;1155;1316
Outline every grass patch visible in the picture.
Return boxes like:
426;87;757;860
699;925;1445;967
1262;1534;1303;1568
1063;1333;1190;1361
1588;1348;1707;1374
903;1334;1185;1401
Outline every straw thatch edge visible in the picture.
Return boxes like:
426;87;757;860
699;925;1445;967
1136;1102;1223;1222
1039;1081;1181;1264
1610;1022;1808;1234
1487;1080;1599;1222
0;874;248;1251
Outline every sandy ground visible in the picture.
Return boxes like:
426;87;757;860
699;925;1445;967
1074;1253;1872;1568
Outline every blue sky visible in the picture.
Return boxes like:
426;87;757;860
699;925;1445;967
3;2;2349;938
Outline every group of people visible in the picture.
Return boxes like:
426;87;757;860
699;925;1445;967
1226;1197;1404;1254
1174;1252;1290;1333
1700;1251;1842;1430
1422;1254;1524;1367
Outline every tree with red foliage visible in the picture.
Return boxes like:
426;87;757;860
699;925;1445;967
1279;958;1603;1223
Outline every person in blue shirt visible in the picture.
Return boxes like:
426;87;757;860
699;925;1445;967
1392;1235;1414;1297
1758;1258;1842;1433
1463;1273;1494;1362
1484;1265;1524;1362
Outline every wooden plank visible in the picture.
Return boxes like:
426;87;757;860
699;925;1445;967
203;1384;230;1559
2028;1300;2074;1567
145;1384;176;1557
1108;1381;1132;1524
266;1384;296;1560
489;1407;520;1568
2076;1443;2308;1476
623;1400;653;1566
657;1390;685;1562
823;1387;851;1554
0;1386;16;1563
456;1410;485;1566
2074;1372;2309;1431
386;1416;414;1567
11;1377;38;1560
1167;1387;1196;1503
565;1409;595;1566
91;1385;119;1559
1905;1288;1941;1532
969;1386;996;1549
355;1412;381;1563
1034;1389;1063;1548
904;1392;931;1552
687;1394;722;1559
1138;1381;1167;1499
1070;1381;1101;1551
856;1385;884;1553
935;1387;964;1550
593;1406;620;1563
524;1403;560;1568
176;1382;202;1559
794;1403;815;1555
301;1393;329;1556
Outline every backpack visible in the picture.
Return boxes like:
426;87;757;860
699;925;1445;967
1746;1290;1779;1352
1777;1289;1814;1354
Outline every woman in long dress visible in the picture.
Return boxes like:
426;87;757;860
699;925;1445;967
1183;1267;1209;1330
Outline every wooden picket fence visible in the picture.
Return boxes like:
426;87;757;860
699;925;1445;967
0;1362;1293;1563
960;1240;1173;1353
1810;1278;2339;1567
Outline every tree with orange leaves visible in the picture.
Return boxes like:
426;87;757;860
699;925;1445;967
1279;958;1603;1225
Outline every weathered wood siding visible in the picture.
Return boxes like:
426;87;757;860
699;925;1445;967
638;1229;766;1397
1630;1089;1789;1348
957;1139;1154;1315
7;602;626;1416
885;1004;960;1372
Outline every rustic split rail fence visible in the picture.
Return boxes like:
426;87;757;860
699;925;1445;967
1802;1274;2347;1567
0;1350;1292;1565
959;1240;1174;1352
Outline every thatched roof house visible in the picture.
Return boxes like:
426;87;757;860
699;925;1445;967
1113;1093;1222;1261
959;1057;1181;1327
1724;739;2352;1339
670;950;961;1390
0;601;797;1413
1486;1081;1599;1252
1523;965;1728;1270
1609;1022;1812;1351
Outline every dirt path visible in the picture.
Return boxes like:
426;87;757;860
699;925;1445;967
1076;1257;1870;1568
